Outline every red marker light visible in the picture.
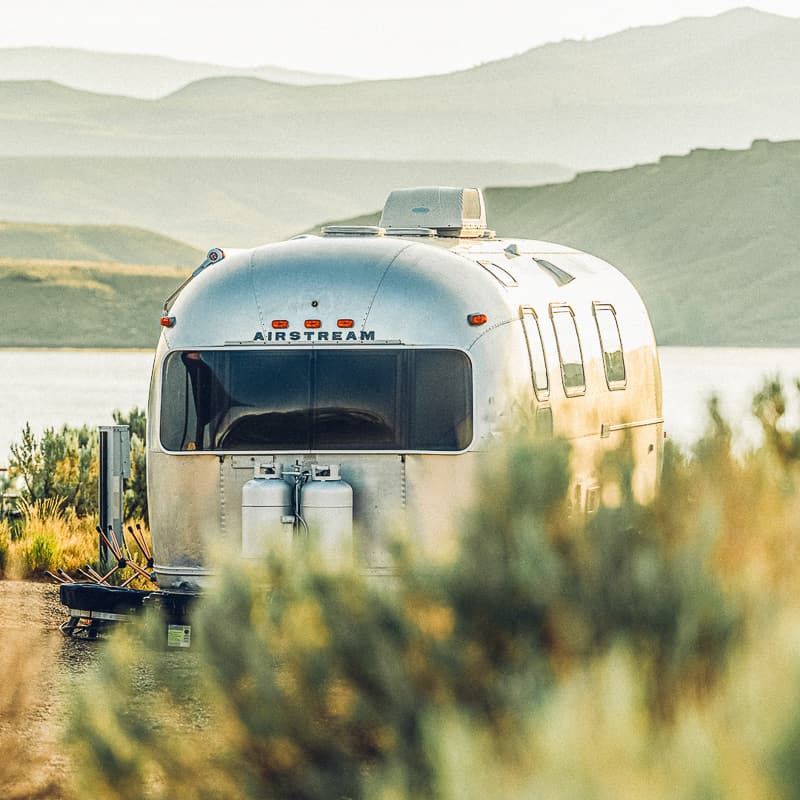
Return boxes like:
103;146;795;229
272;320;289;329
160;316;175;328
305;319;322;329
337;319;354;329
468;313;488;326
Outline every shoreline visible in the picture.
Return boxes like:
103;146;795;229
0;346;155;353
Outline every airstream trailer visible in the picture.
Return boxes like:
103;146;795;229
147;187;662;591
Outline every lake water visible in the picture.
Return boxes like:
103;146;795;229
0;347;798;466
0;350;154;466
659;347;800;447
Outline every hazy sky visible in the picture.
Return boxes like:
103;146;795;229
5;0;800;78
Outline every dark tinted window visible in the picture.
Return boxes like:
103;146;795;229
160;348;472;452
550;306;585;396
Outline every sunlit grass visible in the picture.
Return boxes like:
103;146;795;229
0;257;189;280
0;497;151;582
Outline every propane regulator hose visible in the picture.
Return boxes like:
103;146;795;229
294;471;310;538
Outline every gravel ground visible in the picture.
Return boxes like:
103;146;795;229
0;580;209;797
0;580;103;797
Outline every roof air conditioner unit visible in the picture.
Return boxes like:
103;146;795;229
380;186;487;238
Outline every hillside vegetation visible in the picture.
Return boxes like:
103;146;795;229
2;10;800;168
0;259;187;348
0;158;571;247
3;141;797;349
312;139;800;347
0;222;202;266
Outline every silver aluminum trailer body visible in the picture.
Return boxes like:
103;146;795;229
147;189;662;591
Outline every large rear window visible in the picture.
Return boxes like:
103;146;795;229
160;348;473;452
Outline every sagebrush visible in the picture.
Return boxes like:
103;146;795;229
66;381;800;799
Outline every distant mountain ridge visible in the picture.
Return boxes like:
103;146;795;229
2;8;800;168
310;138;800;348
0;46;355;98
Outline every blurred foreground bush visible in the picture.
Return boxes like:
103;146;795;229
67;381;800;800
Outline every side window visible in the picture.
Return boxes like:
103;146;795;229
520;307;549;400
594;304;626;388
550;305;586;396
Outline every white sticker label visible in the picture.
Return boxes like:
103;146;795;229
167;624;191;648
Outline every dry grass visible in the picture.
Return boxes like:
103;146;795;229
0;257;189;279
3;498;97;579
1;498;152;583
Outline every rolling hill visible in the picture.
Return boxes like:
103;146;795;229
0;47;354;98
0;222;203;266
1;141;797;349
310;138;800;348
2;9;800;169
0;258;187;348
0;158;571;247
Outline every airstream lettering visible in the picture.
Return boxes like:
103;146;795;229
252;330;377;342
147;187;663;591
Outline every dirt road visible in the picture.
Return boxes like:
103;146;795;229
0;580;101;798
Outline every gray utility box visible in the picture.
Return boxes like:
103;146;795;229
98;425;131;568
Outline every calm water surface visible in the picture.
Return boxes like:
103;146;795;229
0;350;153;465
659;347;800;446
0;347;798;465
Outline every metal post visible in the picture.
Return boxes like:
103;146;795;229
98;425;131;571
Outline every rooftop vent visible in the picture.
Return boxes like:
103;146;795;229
380;187;487;238
322;225;385;237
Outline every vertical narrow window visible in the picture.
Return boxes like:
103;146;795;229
520;306;549;400
550;305;586;396
594;304;626;388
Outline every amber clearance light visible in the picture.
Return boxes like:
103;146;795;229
272;319;289;329
160;316;175;328
304;319;322;329
468;313;488;326
337;319;354;329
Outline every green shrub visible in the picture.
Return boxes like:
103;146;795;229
8;407;147;522
21;531;59;576
10;422;98;517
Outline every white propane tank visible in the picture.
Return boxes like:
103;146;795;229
301;464;353;569
241;463;293;559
